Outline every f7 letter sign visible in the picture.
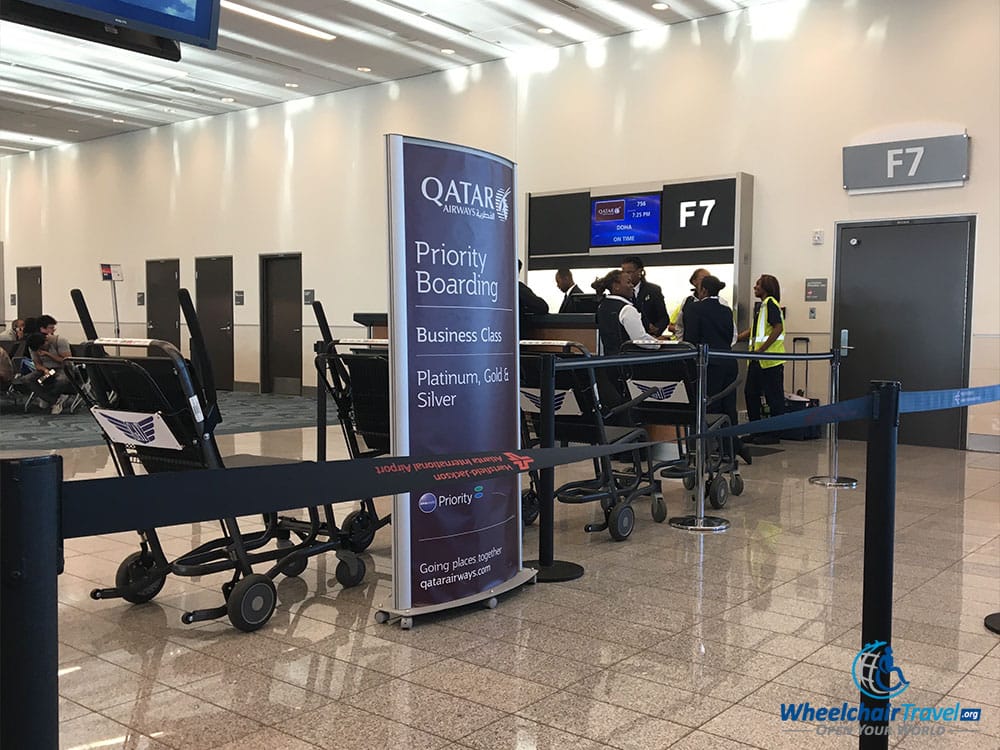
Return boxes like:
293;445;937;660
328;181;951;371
661;178;736;251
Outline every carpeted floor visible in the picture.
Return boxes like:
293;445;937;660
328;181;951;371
0;391;334;450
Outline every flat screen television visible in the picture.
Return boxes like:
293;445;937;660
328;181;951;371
2;0;220;57
590;192;662;250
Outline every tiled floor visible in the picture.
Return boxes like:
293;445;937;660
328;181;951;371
6;430;999;749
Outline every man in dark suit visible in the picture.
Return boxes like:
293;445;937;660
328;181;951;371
518;260;549;322
555;268;584;313
622;256;669;335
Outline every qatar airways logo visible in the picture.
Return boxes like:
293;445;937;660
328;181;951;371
420;176;511;221
594;199;624;221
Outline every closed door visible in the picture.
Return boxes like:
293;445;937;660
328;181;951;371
833;217;974;448
16;266;42;318
146;259;180;348
196;256;234;390
261;255;302;394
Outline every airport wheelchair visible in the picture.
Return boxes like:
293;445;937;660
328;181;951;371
620;343;744;511
312;301;541;531
64;289;366;632
312;301;392;551
519;342;656;541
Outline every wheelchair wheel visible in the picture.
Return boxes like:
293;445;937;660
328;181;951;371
521;489;540;526
335;557;367;588
709;476;729;509
651;495;668;523
608;503;635;541
227;574;277;632
115;551;167;604
281;554;308;578
682;473;697;491
341;509;378;553
730;474;745;496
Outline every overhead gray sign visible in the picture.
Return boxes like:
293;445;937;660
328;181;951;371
843;134;969;191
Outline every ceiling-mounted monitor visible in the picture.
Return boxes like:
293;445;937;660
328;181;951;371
1;0;220;59
589;192;662;253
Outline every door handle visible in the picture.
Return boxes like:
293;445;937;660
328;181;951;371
147;322;154;330
220;324;233;332
292;328;301;333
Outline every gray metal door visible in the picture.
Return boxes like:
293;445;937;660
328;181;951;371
260;255;302;394
16;266;42;318
833;217;974;448
195;256;234;390
146;259;180;348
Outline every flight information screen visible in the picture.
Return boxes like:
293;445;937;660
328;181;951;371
590;193;661;248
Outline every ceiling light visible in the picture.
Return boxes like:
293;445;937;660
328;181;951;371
537;27;553;34
220;1;336;41
441;48;455;55
220;96;236;103
652;2;670;9
284;82;299;88
356;66;372;73
67;129;80;133
112;118;125;123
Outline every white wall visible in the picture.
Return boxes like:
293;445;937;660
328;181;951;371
2;0;998;435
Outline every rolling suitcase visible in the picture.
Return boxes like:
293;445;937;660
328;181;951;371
783;337;821;440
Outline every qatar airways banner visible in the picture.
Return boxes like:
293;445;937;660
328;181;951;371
386;135;521;611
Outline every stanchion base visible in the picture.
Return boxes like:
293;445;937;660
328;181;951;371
809;475;858;488
524;559;585;582
985;613;1000;635
668;515;730;532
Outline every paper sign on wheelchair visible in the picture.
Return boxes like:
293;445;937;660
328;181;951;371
91;408;184;450
626;379;689;404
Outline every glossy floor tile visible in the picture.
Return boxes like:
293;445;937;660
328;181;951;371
4;426;998;749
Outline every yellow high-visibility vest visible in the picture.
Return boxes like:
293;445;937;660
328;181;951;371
751;296;785;369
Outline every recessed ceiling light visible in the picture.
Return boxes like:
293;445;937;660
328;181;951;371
284;82;299;88
67;128;80;133
220;96;236;103
112;118;125;123
652;2;670;10
164;108;175;113
537;27;553;34
356;66;372;73
170;85;197;93
220;1;335;41
441;48;455;55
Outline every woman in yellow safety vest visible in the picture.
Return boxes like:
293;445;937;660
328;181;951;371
737;274;785;445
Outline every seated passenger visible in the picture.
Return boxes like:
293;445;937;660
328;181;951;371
25;332;74;414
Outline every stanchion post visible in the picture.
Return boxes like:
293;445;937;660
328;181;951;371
669;344;729;532
1;455;62;750
811;341;857;488
858;381;900;750
316;349;327;462
525;353;584;582
538;352;556;567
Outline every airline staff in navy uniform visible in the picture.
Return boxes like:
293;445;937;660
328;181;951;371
737;274;786;444
592;269;666;409
555;268;584;313
684;275;752;465
518;260;549;327
621;255;669;335
591;269;666;355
